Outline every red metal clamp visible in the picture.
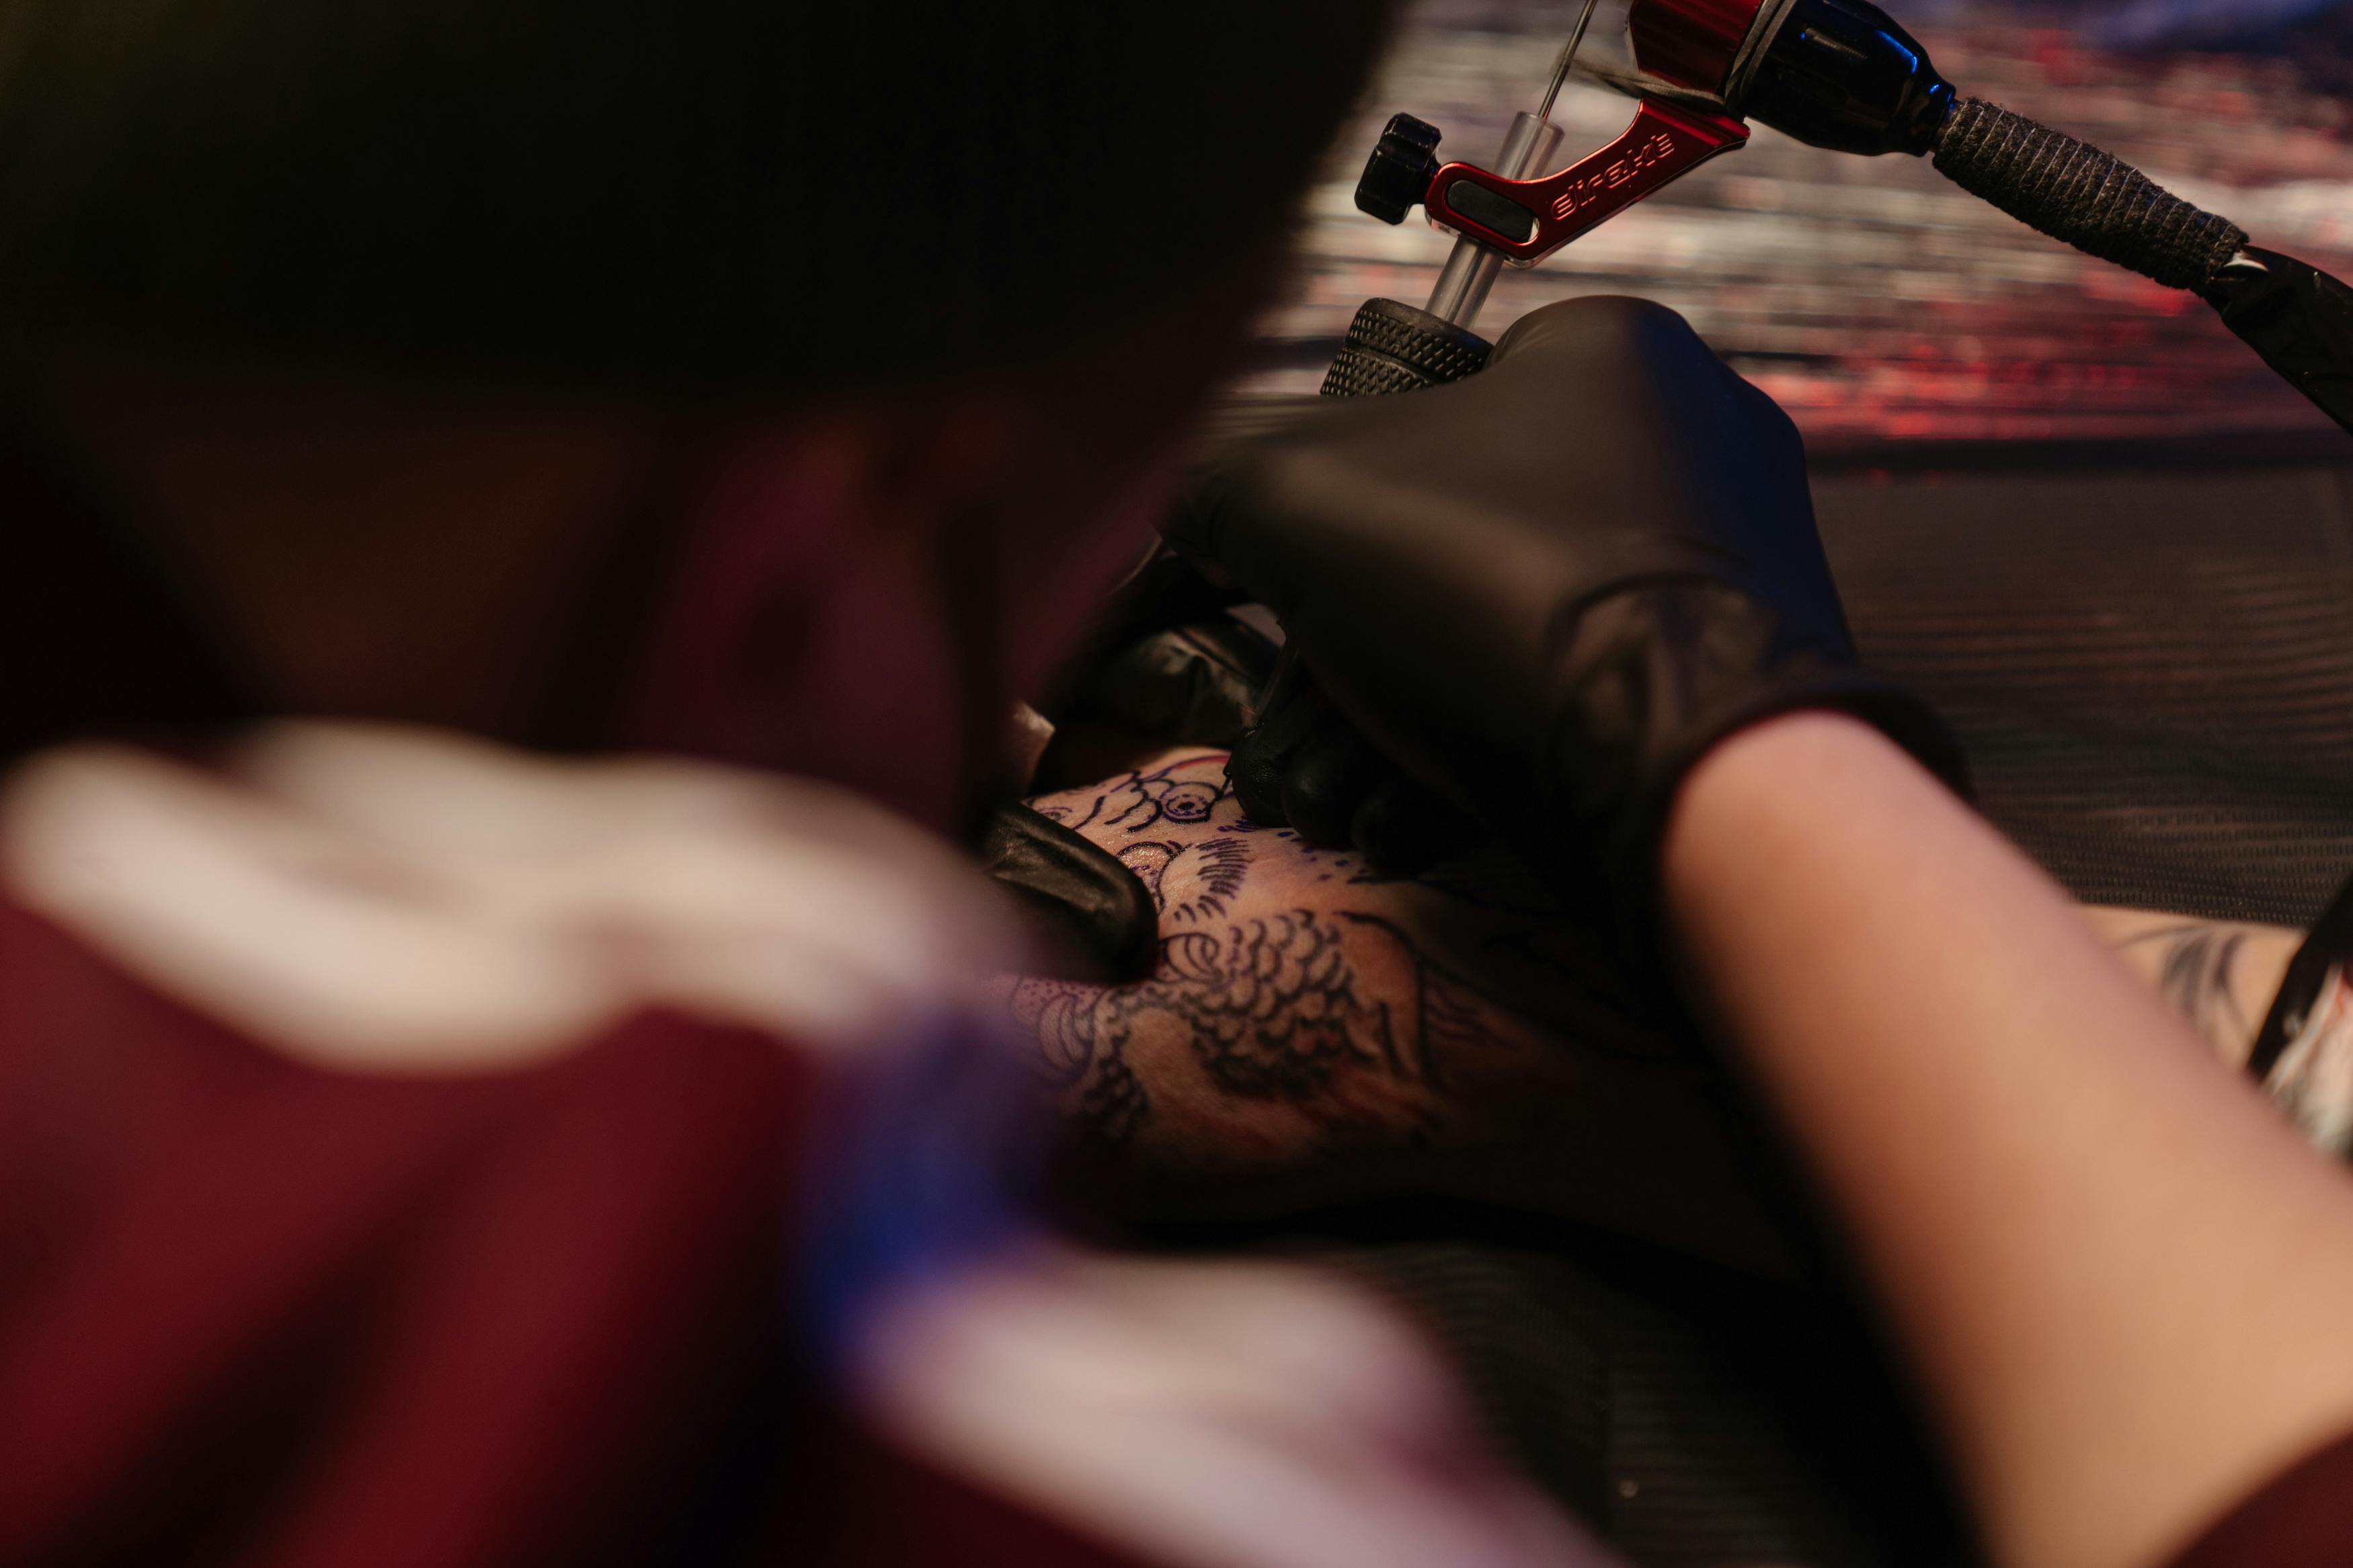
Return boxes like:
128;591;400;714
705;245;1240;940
1423;97;1750;267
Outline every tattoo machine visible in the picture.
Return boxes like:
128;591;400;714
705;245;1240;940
1330;0;2353;437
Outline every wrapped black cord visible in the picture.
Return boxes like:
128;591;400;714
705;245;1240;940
1928;97;2353;438
1931;98;2247;292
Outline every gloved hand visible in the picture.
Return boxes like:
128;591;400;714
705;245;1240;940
1166;296;1966;926
973;552;1275;985
975;802;1158;982
1049;547;1272;757
1224;656;1478;874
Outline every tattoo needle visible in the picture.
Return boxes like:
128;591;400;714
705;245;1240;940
1538;0;1603;122
1429;0;1600;327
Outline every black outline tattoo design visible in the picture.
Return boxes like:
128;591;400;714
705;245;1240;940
1006;907;1494;1143
1032;753;1238;837
1114;834;1252;927
1012;749;1681;1143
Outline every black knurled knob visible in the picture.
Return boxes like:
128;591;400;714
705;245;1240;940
1355;113;1443;226
1320;298;1493;399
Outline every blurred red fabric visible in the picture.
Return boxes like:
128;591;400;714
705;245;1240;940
2169;1428;2353;1568
0;900;1139;1568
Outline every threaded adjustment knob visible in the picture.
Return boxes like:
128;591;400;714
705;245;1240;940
1355;114;1443;226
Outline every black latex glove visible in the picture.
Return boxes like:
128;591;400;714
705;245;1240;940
1054;550;1271;753
1048;546;1476;874
975;802;1158;982
1166;296;1966;927
973;553;1275;985
1224;654;1476;874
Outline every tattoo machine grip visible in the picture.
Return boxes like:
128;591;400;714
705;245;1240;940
1320;296;1494;400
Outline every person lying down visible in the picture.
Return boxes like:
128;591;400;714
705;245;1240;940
1004;741;2353;1278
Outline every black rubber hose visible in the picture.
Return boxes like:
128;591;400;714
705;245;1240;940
2204;247;2353;438
1931;97;2247;292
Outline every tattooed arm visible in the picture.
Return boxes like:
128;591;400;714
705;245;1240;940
2085;909;2299;1067
2091;907;2353;1157
1006;747;1791;1274
1010;743;2353;1277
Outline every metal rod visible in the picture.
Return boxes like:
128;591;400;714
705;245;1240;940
1538;0;1604;121
1430;3;1599;329
1425;240;1505;327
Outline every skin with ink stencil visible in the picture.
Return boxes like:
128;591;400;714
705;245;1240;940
1004;749;1792;1274
1009;753;2353;1278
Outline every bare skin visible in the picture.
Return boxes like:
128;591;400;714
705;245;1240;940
1667;713;2353;1568
2087;908;2299;1069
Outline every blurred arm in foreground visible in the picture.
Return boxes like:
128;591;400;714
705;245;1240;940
1669;712;2353;1568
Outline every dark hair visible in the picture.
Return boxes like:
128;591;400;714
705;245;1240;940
0;1;1394;395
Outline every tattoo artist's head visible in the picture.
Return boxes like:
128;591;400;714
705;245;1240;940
0;0;1394;828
